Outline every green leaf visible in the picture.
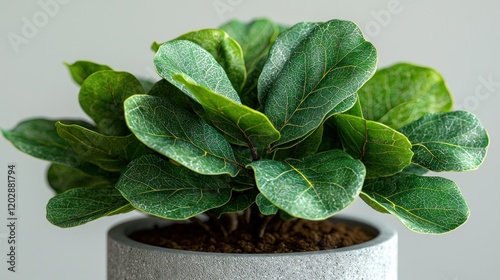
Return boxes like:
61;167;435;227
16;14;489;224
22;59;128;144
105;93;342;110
47;163;114;193
64;60;112;85
79;70;145;136
256;193;279;215
173;74;280;148
258;21;319;106
358;63;453;130
248;150;366;220
46;187;132;228
154;40;240;104
55;122;150;172
401;164;429;175
2;119;101;175
399;111;489;171
211;189;258;218
272;124;323;160
116;154;233;220
361;173;469;234
124;95;240;176
176;29;246;92
262;19;377;148
334;114;413;178
344;94;364;118
220;18;281;108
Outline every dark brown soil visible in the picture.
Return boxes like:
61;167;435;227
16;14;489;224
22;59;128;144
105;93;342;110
130;219;375;253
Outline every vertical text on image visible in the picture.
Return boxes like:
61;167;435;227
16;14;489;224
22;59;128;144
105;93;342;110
6;164;17;273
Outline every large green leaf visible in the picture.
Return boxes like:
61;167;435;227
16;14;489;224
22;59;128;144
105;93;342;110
64;60;112;85
116;154;233;220
124;95;240;176
334;114;413;178
220;18;281;108
47;163;114;193
55;122;150;172
176;29;246;92
248;150;366;220
173;74;280;148
2;119;101;175
361;173;469;234
399;111;489;171
79;70;145;136
46;187;132;228
358;63;453;130
154;40;240;104
262;19;377;148
258;22;319;106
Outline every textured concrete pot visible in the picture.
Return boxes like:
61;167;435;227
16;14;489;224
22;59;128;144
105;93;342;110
108;216;397;280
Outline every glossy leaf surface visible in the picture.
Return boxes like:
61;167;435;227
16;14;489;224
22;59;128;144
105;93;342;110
173;74;280;148
56;122;149;172
361;173;469;234
358;63;453;130
116;154;233;219
79;70;145;136
248;150;365;220
399;111;489;171
47;163;114;193
2;119;101;174
47;187;132;227
220;18;281;107
261;19;377;148
154;40;240;104
124;95;240;176
334;114;413;178
65;60;112;85
177;29;246;91
258;22;318;105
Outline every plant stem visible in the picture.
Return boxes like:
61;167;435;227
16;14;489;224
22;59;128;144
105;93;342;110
223;213;239;234
206;212;228;239
258;215;274;238
250;143;259;161
243;207;251;227
189;216;214;237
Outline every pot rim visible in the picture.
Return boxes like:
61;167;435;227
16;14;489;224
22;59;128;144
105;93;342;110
108;215;397;257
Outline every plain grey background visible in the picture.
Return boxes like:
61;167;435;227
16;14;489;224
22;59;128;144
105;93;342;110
1;0;498;279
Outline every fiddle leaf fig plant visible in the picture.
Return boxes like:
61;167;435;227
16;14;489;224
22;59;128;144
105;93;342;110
2;18;489;235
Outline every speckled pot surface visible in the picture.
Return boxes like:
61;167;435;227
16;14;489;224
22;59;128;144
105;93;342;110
108;216;397;280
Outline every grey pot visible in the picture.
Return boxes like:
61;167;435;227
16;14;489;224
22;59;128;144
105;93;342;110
108;216;397;280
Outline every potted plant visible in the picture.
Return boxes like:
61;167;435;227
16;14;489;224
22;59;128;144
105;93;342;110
2;18;489;279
